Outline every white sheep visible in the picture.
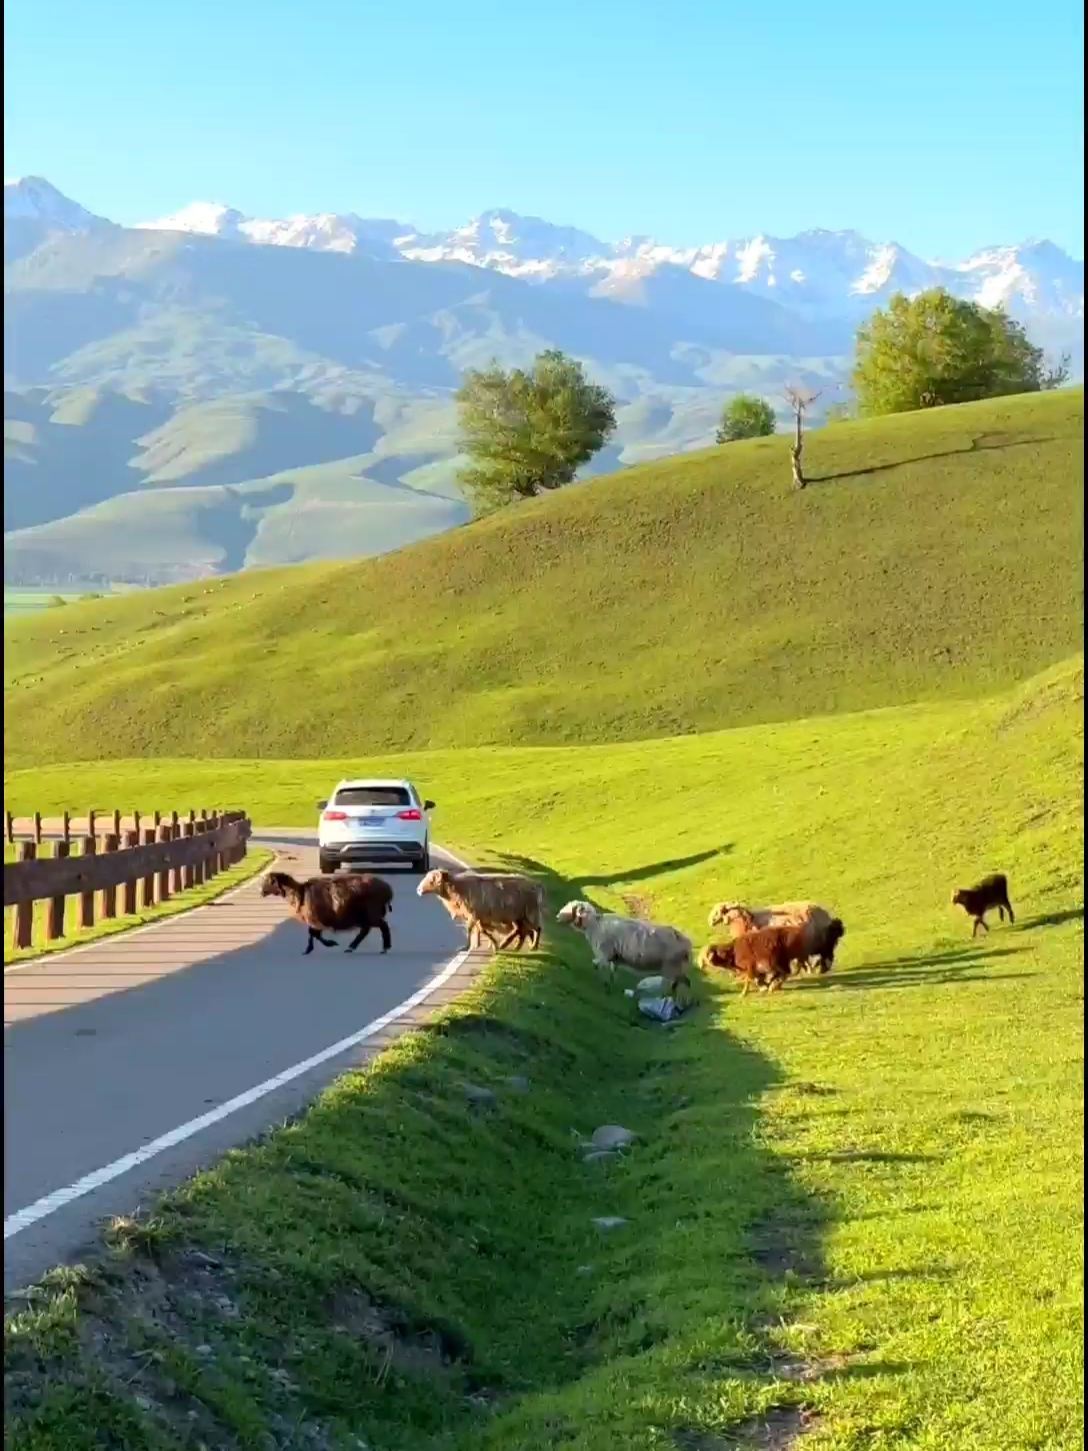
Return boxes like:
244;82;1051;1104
556;899;693;1001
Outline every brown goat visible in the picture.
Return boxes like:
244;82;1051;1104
261;870;393;955
699;923;811;996
952;873;1015;937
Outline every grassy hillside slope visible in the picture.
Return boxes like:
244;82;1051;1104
7;660;1083;1450
4;389;1083;769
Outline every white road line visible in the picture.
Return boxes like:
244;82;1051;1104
4;945;473;1240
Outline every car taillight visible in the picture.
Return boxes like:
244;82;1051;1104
396;808;422;820
323;810;348;821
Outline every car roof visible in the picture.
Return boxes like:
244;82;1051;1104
333;778;414;789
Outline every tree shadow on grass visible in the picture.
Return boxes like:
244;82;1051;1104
806;433;1063;486
489;845;730;894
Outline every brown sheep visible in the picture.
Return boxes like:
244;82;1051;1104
708;900;840;975
261;870;393;955
952;874;1015;936
699;923;811;996
417;868;544;952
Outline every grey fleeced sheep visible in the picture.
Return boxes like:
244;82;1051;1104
556;900;694;1001
417;868;545;951
260;870;393;955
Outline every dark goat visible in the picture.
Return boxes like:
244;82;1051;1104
261;870;393;955
952;873;1014;937
812;917;846;974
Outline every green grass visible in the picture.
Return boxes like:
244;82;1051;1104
4;388;1082;769
3;844;274;967
6;658;1083;1450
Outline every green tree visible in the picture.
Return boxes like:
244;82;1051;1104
852;288;1069;417
456;350;617;511
715;393;777;443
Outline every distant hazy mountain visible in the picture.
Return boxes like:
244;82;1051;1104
4;177;1082;587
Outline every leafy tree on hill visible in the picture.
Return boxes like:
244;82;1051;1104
716;393;777;443
852;288;1071;417
456;349;617;512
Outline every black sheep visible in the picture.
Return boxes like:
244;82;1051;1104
952;873;1015;937
261;870;394;954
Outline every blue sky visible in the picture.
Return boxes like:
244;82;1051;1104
4;0;1084;259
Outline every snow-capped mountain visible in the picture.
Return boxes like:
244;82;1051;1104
135;200;404;257
5;178;1083;343
4;175;113;261
126;193;1083;329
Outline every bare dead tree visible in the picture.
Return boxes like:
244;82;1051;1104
783;385;821;489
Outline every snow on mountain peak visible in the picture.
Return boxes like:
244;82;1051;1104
4;175;108;230
7;179;1083;331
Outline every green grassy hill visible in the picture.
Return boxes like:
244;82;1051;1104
4;388;1083;770
7;659;1083;1450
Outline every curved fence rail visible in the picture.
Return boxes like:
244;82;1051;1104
4;811;252;952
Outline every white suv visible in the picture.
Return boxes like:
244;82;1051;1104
317;779;435;875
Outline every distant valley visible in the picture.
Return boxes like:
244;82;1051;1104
5;176;1083;586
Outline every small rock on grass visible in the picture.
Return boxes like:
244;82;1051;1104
590;1125;638;1150
506;1075;530;1093
592;1216;629;1231
582;1149;620;1165
462;1083;497;1107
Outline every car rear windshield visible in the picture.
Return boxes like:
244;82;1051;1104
333;786;412;807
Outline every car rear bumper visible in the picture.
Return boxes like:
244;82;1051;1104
320;839;426;865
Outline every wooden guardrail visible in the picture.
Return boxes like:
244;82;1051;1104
4;810;252;952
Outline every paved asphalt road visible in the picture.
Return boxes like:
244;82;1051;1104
4;831;472;1293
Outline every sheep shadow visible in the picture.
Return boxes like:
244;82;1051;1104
818;943;1032;993
1015;905;1083;931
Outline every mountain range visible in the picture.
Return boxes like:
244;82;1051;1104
5;175;1083;587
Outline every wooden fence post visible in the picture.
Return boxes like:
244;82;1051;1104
156;824;172;903
100;834;119;919
46;840;70;941
181;821;196;890
80;836;97;928
11;842;36;951
133;810;141;838
121;830;139;915
171;818;185;894
111;810;121;838
61;810;71;844
141;829;156;908
4;811;13;845
33;812;42;845
88;809;97;841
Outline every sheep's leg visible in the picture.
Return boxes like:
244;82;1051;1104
306;928;336;954
973;915;988;937
378;919;392;954
497;923;523;951
1004;899;1015;924
345;924;371;952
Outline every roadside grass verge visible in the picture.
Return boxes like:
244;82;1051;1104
3;846;274;968
4;388;1082;768
5;659;1083;1449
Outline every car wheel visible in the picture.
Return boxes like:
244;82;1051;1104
319;854;338;875
415;847;431;874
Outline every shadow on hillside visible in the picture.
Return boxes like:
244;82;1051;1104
817;943;1032;992
807;433;1063;486
490;845;729;894
1015;905;1084;931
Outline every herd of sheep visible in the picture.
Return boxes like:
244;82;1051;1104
261;859;1017;1004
